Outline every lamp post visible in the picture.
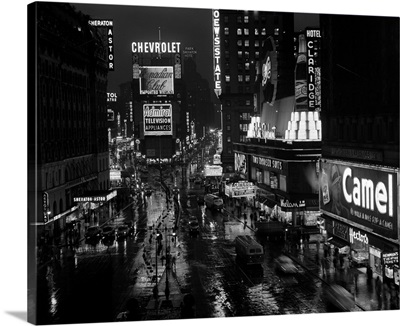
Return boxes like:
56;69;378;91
164;225;170;302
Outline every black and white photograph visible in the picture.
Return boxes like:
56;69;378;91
1;1;399;326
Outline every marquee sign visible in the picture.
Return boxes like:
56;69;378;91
320;160;398;239
139;66;174;95
143;104;172;136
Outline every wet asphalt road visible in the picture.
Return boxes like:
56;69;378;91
35;175;349;324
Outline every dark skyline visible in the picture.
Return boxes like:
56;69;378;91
74;3;214;92
73;3;319;97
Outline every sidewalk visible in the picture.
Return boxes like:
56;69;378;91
283;241;399;311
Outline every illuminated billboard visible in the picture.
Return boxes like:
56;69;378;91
139;66;174;95
143;104;172;136
320;159;398;239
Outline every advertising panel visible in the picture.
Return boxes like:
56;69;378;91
139;66;174;95
320;160;398;239
143;104;172;136
204;165;223;177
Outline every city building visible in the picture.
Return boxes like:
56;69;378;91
214;10;321;233
28;2;114;246
319;14;399;287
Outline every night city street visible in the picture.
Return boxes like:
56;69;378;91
8;1;399;326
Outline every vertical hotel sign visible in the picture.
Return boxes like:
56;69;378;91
305;28;321;111
88;20;114;71
212;10;221;97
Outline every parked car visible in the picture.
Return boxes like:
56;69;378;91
85;226;102;241
116;225;134;240
274;255;299;274
102;225;116;240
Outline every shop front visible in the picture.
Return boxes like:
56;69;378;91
319;159;399;281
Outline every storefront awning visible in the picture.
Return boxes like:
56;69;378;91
327;236;348;249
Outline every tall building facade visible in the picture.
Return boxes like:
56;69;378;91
28;3;111;245
213;10;294;171
319;14;399;286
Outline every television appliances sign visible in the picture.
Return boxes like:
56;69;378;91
143;104;172;136
320;160;397;239
139;66;174;95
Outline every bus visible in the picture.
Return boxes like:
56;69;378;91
235;235;264;266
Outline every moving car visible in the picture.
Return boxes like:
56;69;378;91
85;226;102;241
102;225;116;240
116;225;134;240
188;218;200;236
274;255;299;274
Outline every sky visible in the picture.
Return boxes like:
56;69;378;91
1;1;399;326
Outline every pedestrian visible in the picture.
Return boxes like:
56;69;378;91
180;293;195;318
353;270;359;289
366;266;373;285
116;297;142;321
382;280;390;309
375;276;382;308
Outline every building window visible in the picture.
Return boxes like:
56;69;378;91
227;136;232;142
226;125;231;131
279;175;287;192
224;27;229;35
246;99;251;106
225;51;230;59
237;28;242;36
244;16;249;23
255;40;260;47
255;52;260;59
237;16;242;23
225;75;230;83
245;52;249;59
244;40;249;47
274;28;280;36
245;75;250;83
245;63;250;70
224;16;229;23
238;51;243;59
244;28;249;35
262;28;266;35
255;28;259;36
240;124;248;131
237;40;243;47
238;75;243;82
